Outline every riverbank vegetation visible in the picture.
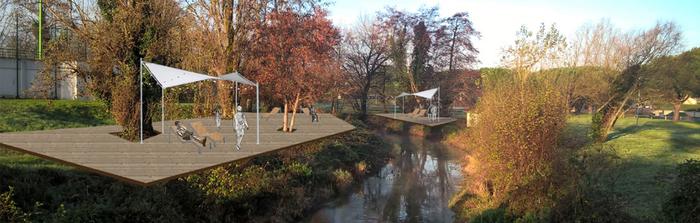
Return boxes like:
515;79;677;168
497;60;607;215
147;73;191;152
0;99;391;222
449;20;699;222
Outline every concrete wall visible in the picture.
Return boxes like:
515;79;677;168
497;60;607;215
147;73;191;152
0;58;79;99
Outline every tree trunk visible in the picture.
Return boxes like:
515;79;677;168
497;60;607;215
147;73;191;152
283;101;288;132
360;96;368;116
217;81;232;118
331;97;336;114
591;65;641;142
672;102;681;122
288;92;301;132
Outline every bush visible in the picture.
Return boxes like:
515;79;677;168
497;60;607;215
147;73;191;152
0;187;29;222
663;159;700;222
332;169;353;191
452;76;569;218
550;144;635;223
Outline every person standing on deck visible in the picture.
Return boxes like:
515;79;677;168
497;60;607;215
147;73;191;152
310;105;319;123
234;105;249;150
215;106;222;129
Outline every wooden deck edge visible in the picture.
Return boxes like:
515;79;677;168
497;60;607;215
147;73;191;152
0;142;150;186
142;127;357;186
373;114;457;127
0;127;356;187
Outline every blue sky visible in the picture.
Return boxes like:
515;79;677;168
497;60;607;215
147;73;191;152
327;0;700;68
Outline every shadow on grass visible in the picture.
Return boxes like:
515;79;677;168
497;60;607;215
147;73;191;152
606;122;655;140
0;100;114;133
601;119;700;221
26;103;113;127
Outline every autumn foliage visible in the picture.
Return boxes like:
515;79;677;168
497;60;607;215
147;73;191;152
454;76;569;216
248;7;339;132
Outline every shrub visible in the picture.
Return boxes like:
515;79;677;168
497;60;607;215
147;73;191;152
459;77;569;216
332;169;353;191
0;187;28;222
550;144;635;223
663;159;700;222
355;161;367;176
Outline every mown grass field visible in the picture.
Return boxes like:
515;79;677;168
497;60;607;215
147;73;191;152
0;99;114;133
567;115;700;220
0;99;115;169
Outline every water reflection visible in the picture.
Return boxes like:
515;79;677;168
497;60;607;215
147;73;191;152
307;133;464;223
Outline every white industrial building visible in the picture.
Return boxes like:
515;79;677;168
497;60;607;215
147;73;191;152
0;58;84;99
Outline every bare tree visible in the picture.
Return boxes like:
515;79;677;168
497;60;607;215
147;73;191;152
0;0;13;45
567;19;626;69
341;18;390;116
182;0;267;118
434;12;479;73
591;21;682;141
501;23;567;81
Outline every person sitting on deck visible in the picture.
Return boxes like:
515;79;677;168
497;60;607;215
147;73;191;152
234;106;249;151
310;105;319;123
174;121;207;147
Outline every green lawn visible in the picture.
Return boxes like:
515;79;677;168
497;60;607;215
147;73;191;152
567;115;700;220
654;103;700;111
0;99;114;133
0;99;115;169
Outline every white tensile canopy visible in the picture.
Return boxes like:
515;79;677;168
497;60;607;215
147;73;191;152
412;88;438;99
393;88;441;121
219;72;260;145
139;60;260;145
396;92;412;98
144;62;218;88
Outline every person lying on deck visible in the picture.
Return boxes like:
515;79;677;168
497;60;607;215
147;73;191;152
175;121;207;147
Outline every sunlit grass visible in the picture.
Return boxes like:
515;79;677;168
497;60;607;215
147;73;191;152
567;114;700;220
0;99;115;133
0;99;116;170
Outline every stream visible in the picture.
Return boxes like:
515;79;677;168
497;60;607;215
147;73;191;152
306;132;465;223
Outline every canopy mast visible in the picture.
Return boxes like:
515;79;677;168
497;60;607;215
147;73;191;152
140;58;143;144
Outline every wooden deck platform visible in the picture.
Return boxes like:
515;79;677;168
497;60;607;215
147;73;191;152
374;113;457;127
0;113;354;186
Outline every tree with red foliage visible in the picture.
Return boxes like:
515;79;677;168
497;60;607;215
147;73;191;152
248;7;339;132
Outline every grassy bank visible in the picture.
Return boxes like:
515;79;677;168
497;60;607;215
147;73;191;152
0;99;114;133
0;99;391;222
449;112;700;222
567;115;700;220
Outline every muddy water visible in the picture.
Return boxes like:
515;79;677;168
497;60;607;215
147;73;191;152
307;132;464;223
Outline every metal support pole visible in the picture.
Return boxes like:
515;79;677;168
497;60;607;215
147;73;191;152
38;0;42;59
140;58;143;144
235;82;238;107
15;10;19;98
437;87;440;122
256;83;260;144
162;88;165;133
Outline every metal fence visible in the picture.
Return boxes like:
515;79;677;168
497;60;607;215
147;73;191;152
0;48;39;60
